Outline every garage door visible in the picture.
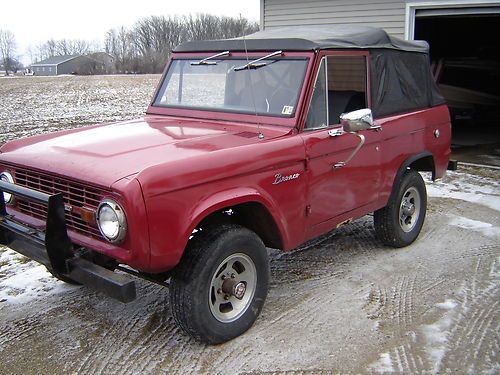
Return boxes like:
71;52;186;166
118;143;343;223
412;3;500;166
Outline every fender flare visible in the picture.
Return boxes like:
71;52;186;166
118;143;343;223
388;151;434;202
182;187;288;250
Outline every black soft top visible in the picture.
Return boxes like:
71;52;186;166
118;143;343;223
174;25;429;54
174;25;445;118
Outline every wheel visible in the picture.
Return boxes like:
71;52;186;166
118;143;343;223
374;169;427;247
170;224;269;344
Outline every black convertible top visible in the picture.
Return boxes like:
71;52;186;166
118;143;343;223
173;25;445;118
174;25;429;54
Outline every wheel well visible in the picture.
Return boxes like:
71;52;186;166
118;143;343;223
196;202;283;249
388;153;435;203
408;154;436;180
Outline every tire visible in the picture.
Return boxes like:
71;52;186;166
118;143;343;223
374;169;427;247
170;224;269;344
51;272;81;285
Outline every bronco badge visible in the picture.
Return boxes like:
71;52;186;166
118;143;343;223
272;173;300;185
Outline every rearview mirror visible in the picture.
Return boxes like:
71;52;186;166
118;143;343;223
340;108;373;132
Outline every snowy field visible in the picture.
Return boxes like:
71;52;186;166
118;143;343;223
0;75;499;374
0;74;159;144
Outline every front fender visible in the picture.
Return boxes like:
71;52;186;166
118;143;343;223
186;187;288;246
144;182;301;273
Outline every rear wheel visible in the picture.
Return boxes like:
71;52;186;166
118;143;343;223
170;225;269;344
374;169;427;247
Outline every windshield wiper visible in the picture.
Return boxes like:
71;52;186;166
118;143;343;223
234;50;283;71
191;51;230;66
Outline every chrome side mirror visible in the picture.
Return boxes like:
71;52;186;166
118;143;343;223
340;108;373;132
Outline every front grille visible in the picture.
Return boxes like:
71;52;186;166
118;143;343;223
12;167;107;239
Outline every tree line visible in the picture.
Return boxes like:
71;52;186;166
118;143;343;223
0;14;258;75
104;14;258;73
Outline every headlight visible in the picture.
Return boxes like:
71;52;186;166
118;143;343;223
97;199;127;243
0;171;14;204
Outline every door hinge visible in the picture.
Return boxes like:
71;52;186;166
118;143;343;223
306;205;312;216
304;158;309;171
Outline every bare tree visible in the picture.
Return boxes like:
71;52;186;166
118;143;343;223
123;14;258;73
0;29;17;74
35;38;96;61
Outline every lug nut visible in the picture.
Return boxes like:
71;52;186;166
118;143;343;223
217;288;222;294
231;273;235;279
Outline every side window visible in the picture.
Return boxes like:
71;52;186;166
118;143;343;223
305;55;368;130
326;55;367;125
304;58;327;129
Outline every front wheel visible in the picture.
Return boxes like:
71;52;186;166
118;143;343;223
170;225;269;344
374;169;427;247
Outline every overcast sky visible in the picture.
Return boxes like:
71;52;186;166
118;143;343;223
0;0;260;63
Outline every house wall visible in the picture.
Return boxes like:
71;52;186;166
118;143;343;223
57;57;88;75
262;0;406;38
32;65;57;76
261;0;500;39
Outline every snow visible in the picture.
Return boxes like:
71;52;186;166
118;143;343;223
422;309;456;375
0;249;74;304
435;299;458;311
427;171;500;212
368;353;395;374
448;215;500;238
368;352;395;373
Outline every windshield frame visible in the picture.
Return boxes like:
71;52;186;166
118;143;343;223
147;51;315;127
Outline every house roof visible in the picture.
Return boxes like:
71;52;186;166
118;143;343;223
174;25;429;54
31;54;81;67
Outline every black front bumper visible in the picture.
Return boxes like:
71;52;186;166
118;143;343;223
0;180;136;303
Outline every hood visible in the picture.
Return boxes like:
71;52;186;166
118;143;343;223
0;116;291;188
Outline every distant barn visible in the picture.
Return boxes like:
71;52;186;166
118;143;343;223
31;53;114;76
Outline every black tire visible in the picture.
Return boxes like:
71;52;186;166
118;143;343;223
374;169;427;247
170;224;269;344
51;272;81;285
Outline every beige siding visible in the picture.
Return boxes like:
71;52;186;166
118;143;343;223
263;0;406;38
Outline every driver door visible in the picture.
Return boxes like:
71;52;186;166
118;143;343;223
300;53;382;237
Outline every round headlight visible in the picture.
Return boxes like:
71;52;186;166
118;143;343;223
0;171;14;204
97;199;127;243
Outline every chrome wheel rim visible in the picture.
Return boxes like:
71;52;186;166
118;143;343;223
399;187;421;233
208;253;257;323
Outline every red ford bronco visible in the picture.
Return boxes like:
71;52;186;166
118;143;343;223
0;26;454;344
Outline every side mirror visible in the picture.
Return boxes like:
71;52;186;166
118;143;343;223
340;108;373;132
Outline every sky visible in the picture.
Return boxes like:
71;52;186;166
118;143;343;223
0;0;261;64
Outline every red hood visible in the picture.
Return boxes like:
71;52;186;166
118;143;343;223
0;116;291;188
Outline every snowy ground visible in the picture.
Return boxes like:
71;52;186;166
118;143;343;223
0;76;499;374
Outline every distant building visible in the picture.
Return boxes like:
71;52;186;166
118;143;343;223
31;53;115;76
87;52;115;74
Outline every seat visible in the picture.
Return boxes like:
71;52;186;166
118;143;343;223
328;90;366;124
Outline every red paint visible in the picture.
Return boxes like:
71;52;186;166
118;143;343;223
0;49;451;273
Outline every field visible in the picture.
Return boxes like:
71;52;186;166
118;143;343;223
0;75;160;144
0;75;499;374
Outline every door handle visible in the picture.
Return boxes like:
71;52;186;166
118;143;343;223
333;133;366;169
328;129;343;137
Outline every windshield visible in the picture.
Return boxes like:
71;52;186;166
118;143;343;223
153;57;308;117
